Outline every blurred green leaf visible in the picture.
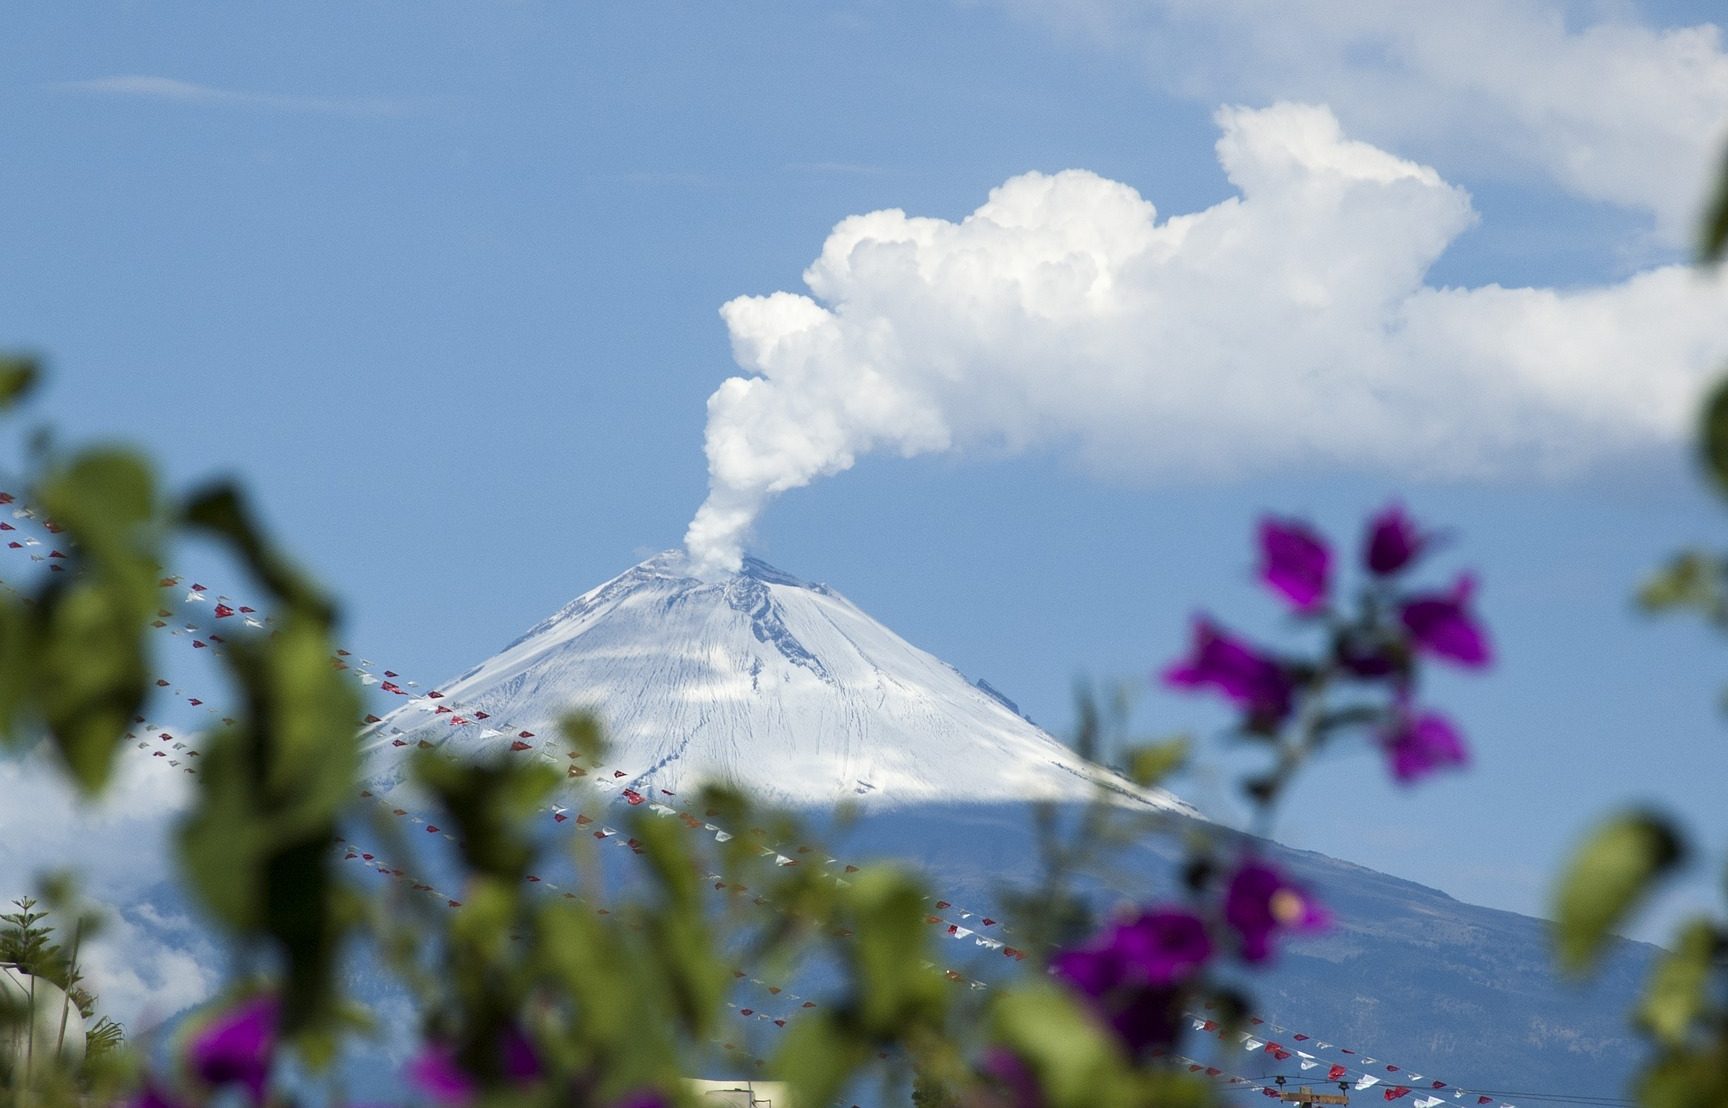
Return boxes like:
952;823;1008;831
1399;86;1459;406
1554;811;1685;975
1699;378;1728;501
1126;736;1189;787
38;450;158;564
1638;919;1720;1047
0;596;30;743
0;354;38;410
23;449;165;791
847;868;947;1039
1701;140;1728;264
35;579;151;792
175;485;360;1037
776;1010;870;1108
643;898;726;1038
1639;552;1724;615
560;713;608;764
1637;1041;1728;1108
992;983;1134;1108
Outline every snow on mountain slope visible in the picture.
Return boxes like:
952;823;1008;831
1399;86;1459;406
359;551;1189;811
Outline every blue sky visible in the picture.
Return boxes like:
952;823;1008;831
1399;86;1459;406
5;0;1728;965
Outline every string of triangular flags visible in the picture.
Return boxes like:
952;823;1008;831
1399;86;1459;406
0;496;1515;1102
1184;1014;1513;1106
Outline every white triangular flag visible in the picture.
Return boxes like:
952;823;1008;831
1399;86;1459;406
1355;1076;1382;1091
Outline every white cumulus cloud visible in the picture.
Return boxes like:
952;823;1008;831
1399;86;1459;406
992;0;1728;242
683;103;1728;574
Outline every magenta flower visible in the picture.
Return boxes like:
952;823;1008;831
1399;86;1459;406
980;1048;1046;1108
1381;708;1468;784
1163;619;1295;726
1223;861;1329;963
1399;574;1491;668
1054;910;1213;994
1258;518;1331;611
188;994;277;1104
125;1080;189;1108
500;1025;542;1082
1364;503;1429;576
407;1044;478;1105
408;1027;541;1104
1053;909;1211;1054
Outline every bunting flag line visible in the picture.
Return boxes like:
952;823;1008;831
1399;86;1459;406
0;503;1516;1106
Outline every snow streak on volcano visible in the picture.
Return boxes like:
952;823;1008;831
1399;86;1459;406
360;552;1188;812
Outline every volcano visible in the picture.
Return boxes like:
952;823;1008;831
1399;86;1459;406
359;551;1189;812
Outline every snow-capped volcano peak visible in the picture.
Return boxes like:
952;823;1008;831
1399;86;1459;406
363;552;1190;812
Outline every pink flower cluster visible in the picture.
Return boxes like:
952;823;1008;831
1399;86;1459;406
1163;503;1489;785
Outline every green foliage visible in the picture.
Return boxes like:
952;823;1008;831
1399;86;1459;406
85;1015;125;1061
1701;140;1728;265
0;896;100;1021
11;450;164;792
1637;919;1721;1047
1553;811;1684;975
0;354;36;411
1699;378;1728;501
1127;735;1189;788
992;982;1128;1107
1635;1040;1728;1108
173;485;361;1040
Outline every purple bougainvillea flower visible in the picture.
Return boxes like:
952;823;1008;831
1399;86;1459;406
1162;619;1295;725
1258;518;1331;611
1381;708;1468;784
1053;909;1211;1055
1399;574;1491;668
1364;503;1429;576
1054;909;1213;996
1223;861;1329;963
612;1093;672;1108
980;1048;1046;1108
500;1025;542;1082
188;994;277;1104
408;1044;478;1105
408;1027;540;1104
1104;985;1185;1056
126;1080;189;1108
1112;910;1214;986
